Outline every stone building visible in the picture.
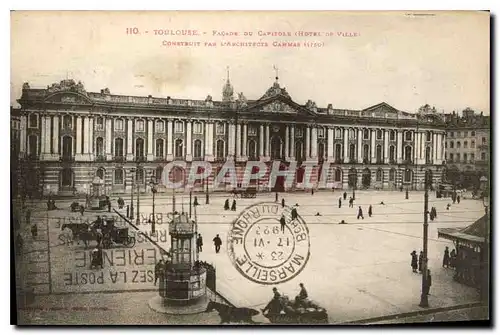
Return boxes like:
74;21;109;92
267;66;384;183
13;75;447;196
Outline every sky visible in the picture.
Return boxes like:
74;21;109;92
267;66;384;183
10;11;490;114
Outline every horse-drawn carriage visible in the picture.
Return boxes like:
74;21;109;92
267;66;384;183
98;218;136;249
231;187;257;198
263;295;328;324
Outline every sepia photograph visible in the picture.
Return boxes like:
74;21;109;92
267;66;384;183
10;10;491;325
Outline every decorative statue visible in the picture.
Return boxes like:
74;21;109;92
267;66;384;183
22;82;30;90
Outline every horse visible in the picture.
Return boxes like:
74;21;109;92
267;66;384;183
205;301;260;324
61;223;97;248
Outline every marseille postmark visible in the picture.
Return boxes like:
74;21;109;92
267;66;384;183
227;202;310;285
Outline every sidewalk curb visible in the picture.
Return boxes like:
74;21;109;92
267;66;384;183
339;301;484;324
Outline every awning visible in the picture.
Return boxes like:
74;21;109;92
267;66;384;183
437;214;488;245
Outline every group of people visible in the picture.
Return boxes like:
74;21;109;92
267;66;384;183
442;246;458;269
410;250;432;295
262;283;309;315
224;199;237;211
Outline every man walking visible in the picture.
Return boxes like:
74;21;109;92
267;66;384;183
213;234;222;253
338;197;342;209
357;206;364;220
443;246;450;268
343;192;347;200
368;205;373;218
197;234;203;252
411;250;418;273
280;215;286;233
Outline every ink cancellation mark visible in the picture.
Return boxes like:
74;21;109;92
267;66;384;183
227;202;310;285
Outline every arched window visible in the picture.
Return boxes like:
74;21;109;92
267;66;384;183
193;139;203;159
349;144;356;162
376;145;382;162
376;168;383;182
62;136;73;158
404;145;412;162
363;144;369;161
114;138;124;157
28;135;38;157
335;128;342;139
456;141;461;149
464;141;468;149
295;141;304;161
175;139;184;158
405;131;413;141
271;137;282;160
377;129;383;140
349;129;356;140
155;139;164;158
155;120;165;132
425;146;431;163
390;130;396;141
389;145;396;162
335;143;342;161
135;138;145;158
136;168;145;184
155;166;163;183
60;168;73;187
389;168;396;181
216;140;224;159
334;168;342;182
95;137;104;156
404;169;412;182
96;168;105;180
248;140;257;160
114;168;124;184
318;142;325;159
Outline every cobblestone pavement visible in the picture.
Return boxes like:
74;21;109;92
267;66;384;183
14;190;487;324
368;305;489;324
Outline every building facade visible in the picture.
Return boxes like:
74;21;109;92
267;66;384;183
443;108;490;188
14;77;447;196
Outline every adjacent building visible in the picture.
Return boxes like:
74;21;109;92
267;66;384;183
13;75;447;196
443;108;490;189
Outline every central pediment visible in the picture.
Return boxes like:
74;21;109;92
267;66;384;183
246;95;317;117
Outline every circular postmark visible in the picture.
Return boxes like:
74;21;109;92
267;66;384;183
227;202;310;285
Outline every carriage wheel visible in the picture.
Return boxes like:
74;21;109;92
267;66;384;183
125;236;136;248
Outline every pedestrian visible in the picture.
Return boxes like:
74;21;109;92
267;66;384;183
311;188;314;195
193;196;199;206
357;206;364;220
368;205;372;218
457;195;461;204
30;223;38;239
213;234;222;253
280;215;286;233
291;206;298;220
343;192;347;200
446;204;450;210
275;192;278;202
281;198;285;208
224;199;230;211
80;205;85;216
197;234;203;252
411;251;418;273
433;207;438;219
443;246;450;268
450;249;457;268
154;259;164;285
429;210;434;221
231;199;237;211
425;269;432;295
338;197;342;208
418;251;423;273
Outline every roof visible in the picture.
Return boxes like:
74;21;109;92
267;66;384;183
437;214;489;245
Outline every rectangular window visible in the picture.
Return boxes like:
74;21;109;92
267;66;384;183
193;122;203;134
335;128;342;139
471;140;475;148
96;117;104;130
136;120;145;132
317;128;325;138
463;153;468;162
390;131;396;141
481;152;486;160
248;126;257;136
29;114;38;128
156;121;165;132
216;123;225;135
449;153;454;161
175;121;184;133
471;131;475;137
295;128;303;138
114;119;124;131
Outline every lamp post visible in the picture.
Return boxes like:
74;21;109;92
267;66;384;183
419;170;430;308
149;176;158;234
130;168;135;219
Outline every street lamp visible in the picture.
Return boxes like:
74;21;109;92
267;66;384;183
149;176;158;234
419;170;430;308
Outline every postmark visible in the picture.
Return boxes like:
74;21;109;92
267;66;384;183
227;202;310;285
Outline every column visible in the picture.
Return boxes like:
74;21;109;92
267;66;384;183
397;130;403;163
383;130;389;164
327;128;334;161
433;133;438;163
126;118;134;161
186;121;192;161
40;116;46;156
204;122;211;160
420;132;425;160
259;125;264;158
242;123;248;158
208;122;214;157
45;116;52;157
435;133;441;164
19;115;27;157
414;132;419;164
236;123;242;159
105;118;112;160
147;119;154;161
285;125;289;159
228;123;235;157
343;128;348;163
305;127;311;159
88;117;94;160
290;126;295;160
167;120;173;160
440;134;445;161
75;116;83;160
370;129;376;163
357;129;362;163
52;115;59;156
311;127;317;159
83;116;89;156
265;124;270;158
